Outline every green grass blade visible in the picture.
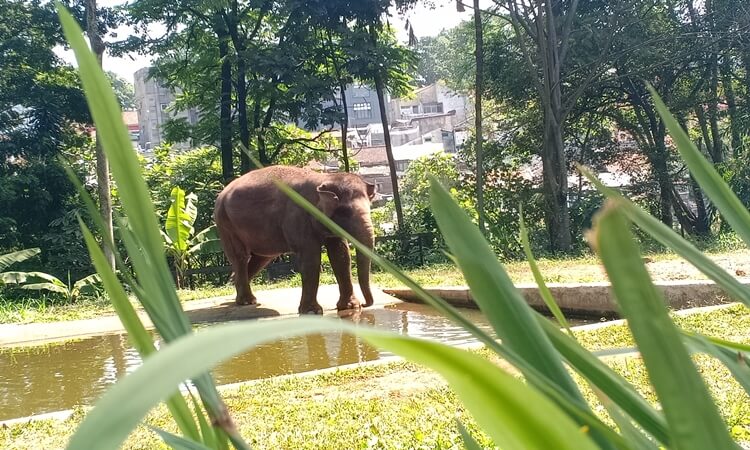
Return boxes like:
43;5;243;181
57;4;192;340
456;421;483;450
579;166;750;307
56;4;167;271
0;248;40;271
274;179;628;447
150;427;213;450
80;220;201;441
693;334;750;353
648;85;750;248
189;392;218;448
428;176;584;403
66;316;598;450
600;398;659;450
357;330;599;450
592;201;737;449
520;208;572;335
536;317;670;446
65;319;340;450
683;333;750;396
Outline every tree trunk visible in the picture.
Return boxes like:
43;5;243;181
652;128;673;227
720;51;741;155
474;0;486;236
707;55;723;163
86;0;114;268
226;2;252;174
218;26;234;184
370;25;404;231
538;5;571;252
339;85;350;172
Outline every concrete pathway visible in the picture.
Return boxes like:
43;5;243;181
0;285;400;348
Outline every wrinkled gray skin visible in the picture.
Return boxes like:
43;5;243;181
214;165;376;314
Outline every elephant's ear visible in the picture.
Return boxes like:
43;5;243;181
365;181;376;200
316;183;339;217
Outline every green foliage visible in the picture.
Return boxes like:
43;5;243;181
0;0;104;281
0;247;103;301
162;186;221;289
106;71;135;110
0;248;40;273
59;3;750;450
144;146;223;232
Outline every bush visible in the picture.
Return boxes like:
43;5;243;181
144;145;224;232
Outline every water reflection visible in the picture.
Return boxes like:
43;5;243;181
0;303;501;421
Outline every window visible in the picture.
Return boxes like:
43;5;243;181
160;103;169;111
352;102;372;119
423;102;444;114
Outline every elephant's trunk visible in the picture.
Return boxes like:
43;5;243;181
354;220;375;307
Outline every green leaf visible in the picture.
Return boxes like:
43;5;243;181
592;201;737;450
273;174;626;448
599;397;659;450
166;187;195;253
66;317;599;450
187;226;221;255
520;208;572;335
648;85;750;248
356;330;599;450
79;220;201;441
0;248;40;271
428;176;585;407
72;273;104;298
683;333;750;396
456;421;483;450
536;317;670;446
150;427;212;450
57;5;236;447
1;271;65;287
578;165;750;307
21;282;70;296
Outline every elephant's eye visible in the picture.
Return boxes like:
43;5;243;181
334;205;353;217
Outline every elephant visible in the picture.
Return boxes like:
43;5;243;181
213;165;377;314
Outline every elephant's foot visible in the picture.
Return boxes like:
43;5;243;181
298;301;324;315
235;295;257;306
337;296;362;311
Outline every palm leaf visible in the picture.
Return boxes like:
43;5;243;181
0;248;41;271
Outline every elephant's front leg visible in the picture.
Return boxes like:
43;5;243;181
297;246;324;314
325;238;360;311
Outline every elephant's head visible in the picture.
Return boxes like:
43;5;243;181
316;174;376;306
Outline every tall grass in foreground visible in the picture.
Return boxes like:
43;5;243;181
58;4;750;449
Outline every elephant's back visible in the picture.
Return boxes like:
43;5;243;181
215;166;322;250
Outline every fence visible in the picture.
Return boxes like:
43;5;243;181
181;232;436;288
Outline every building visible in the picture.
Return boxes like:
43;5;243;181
348;142;448;196
386;82;470;151
121;110;140;150
133;67;198;154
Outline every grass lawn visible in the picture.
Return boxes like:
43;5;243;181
1;248;749;324
3;303;750;449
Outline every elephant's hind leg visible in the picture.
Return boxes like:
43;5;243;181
222;237;253;306
246;254;274;303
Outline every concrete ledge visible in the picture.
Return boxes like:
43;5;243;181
0;285;400;348
384;279;750;318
